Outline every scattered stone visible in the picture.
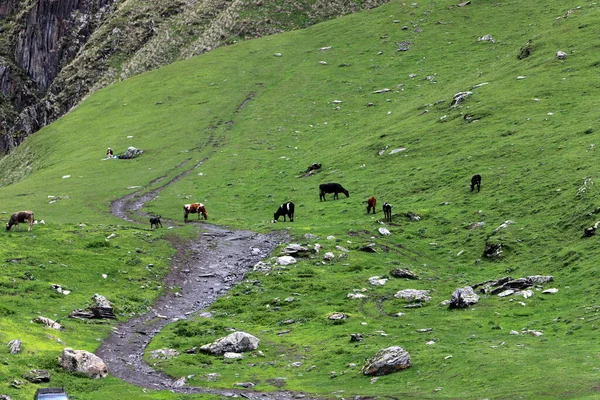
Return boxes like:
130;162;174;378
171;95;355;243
253;262;271;273
8;339;21;354
492;220;514;234
368;276;388;286
406;212;421;221
556;51;567;60
59;348;108;378
449;286;479;308
416;328;433;333
119;146;144;159
394;289;431;303
350;333;364;342
23;369;50;383
335;245;350;252
483;242;503;258
171;376;186;388
206;373;220;381
0;395;13;400
347;293;368;299
458;1;471;6
234;382;255;388
327;312;348;320
223;352;243;359
323;252;335;261
467;221;485;230
389;147;406;154
478;34;495;43
542;288;559;294
359;243;377;253
373;88;392;94
451;91;472;107
497;289;515;297
281;244;310;256
32;316;63;330
390;268;418;280
523;329;543;337
150;348;180;360
70;294;116;320
305;233;319;239
510;330;519;335
361;346;411;376
378;227;391;236
301;163;322;177
200;332;259;355
319;46;332;51
520;289;534;299
276;256;296;265
396;41;412;51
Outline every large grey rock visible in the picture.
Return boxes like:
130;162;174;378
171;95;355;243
58;348;108;378
200;332;259;355
449;286;479;308
361;346;411;376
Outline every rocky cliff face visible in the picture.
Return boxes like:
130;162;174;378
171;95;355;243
0;0;388;154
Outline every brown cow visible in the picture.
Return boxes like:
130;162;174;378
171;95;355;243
184;203;208;222
6;211;34;232
366;197;377;214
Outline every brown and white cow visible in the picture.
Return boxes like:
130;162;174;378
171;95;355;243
6;211;34;231
184;203;208;222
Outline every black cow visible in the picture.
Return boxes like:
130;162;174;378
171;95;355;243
382;203;392;222
274;202;295;222
319;183;349;201
150;215;162;229
471;174;482;192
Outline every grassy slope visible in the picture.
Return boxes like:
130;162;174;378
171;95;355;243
1;0;600;398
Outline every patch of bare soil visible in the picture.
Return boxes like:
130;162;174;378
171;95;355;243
98;174;329;399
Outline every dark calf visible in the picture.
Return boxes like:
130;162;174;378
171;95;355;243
150;216;162;229
382;203;392;222
319;183;349;201
274;202;295;222
471;174;481;192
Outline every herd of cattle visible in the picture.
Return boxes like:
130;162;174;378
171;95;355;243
5;176;482;231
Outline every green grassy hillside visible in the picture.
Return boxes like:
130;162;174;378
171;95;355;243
1;0;600;398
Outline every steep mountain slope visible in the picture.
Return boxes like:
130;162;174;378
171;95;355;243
1;0;600;399
0;0;388;153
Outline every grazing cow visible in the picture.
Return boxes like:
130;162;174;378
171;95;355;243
319;183;349;201
149;215;162;229
382;203;392;222
184;203;208;222
274;202;295;222
6;211;34;232
471;174;482;192
366;197;377;214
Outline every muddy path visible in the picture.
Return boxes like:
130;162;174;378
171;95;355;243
97;170;331;399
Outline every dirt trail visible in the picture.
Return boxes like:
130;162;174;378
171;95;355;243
97;173;329;399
